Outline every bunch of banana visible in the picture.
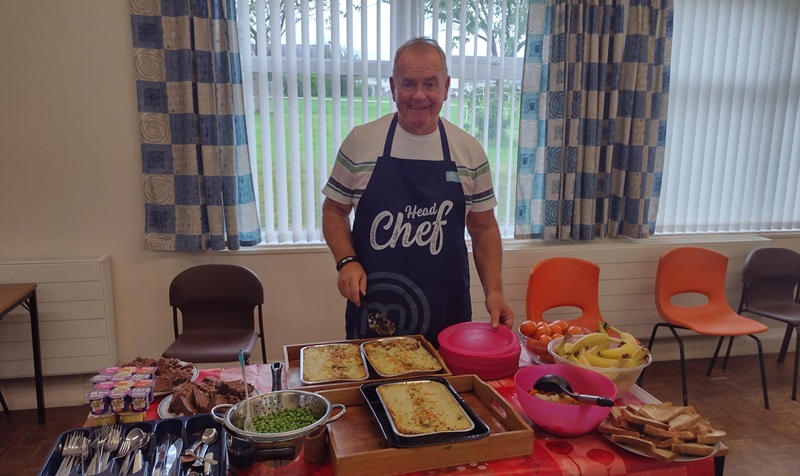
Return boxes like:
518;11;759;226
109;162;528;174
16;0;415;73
552;321;650;368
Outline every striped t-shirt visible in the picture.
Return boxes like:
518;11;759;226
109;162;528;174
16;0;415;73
322;114;497;215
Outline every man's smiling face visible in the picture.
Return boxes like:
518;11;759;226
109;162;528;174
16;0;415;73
390;44;451;136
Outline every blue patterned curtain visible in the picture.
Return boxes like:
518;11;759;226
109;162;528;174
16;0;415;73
515;0;673;240
130;0;261;251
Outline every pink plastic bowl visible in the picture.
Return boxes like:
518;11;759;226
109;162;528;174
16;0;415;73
438;322;519;357
438;322;521;380
514;364;616;437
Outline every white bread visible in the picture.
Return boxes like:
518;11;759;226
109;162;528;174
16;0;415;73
602;403;723;460
642;423;695;440
637;402;686;422
610;434;656;453
672;442;716;457
668;412;702;431
646;446;678;462
608;406;625;426
621;407;671;430
598;421;640;438
696;429;727;444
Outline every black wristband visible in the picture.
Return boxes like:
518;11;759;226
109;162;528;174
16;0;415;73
336;255;359;271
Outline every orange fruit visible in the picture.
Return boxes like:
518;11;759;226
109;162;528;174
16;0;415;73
547;323;562;336
519;320;538;338
537;334;553;345
534;326;552;340
566;325;585;336
552;319;570;333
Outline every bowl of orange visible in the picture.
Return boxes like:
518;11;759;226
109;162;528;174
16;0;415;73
517;320;587;364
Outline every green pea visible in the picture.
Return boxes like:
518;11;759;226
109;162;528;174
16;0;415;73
251;407;317;433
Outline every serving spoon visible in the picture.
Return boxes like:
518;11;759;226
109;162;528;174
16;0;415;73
533;374;615;407
238;350;255;431
362;294;395;335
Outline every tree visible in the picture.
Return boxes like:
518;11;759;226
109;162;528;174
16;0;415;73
428;0;527;58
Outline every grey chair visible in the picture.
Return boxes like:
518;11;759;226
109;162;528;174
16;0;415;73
161;264;267;364
738;247;800;400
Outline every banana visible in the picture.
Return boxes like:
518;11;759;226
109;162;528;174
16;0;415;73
574;347;592;366
587;341;611;354
567;332;610;352
598;331;639;359
585;351;625;368
622;346;650;367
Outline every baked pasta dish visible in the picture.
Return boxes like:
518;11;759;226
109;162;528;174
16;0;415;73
301;343;368;383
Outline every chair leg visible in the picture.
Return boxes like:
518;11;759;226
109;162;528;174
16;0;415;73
778;324;794;363
748;334;770;410
665;326;690;407
792;326;799;401
721;336;736;370
0;387;10;417
638;323;664;387
708;336;725;376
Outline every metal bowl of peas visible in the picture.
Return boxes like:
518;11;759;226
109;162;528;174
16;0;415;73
211;390;346;443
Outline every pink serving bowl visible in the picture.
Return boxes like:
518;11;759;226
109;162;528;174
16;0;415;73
437;322;521;380
514;364;616;437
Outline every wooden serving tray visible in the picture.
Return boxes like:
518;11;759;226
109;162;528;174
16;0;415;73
283;335;452;392
319;374;534;476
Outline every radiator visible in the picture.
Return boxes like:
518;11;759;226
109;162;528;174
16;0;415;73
0;255;117;378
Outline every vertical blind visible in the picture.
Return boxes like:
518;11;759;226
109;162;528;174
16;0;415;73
235;0;526;244
657;0;800;234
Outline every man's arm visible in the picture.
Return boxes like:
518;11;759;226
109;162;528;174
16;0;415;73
466;209;514;329
322;198;366;306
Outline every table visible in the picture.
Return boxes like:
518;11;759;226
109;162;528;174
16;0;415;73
124;358;723;476
0;283;45;424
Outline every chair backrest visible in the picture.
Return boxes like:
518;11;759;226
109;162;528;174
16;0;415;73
655;247;734;324
525;257;604;331
741;247;800;307
169;264;264;333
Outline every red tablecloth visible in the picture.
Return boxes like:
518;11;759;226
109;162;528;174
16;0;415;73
145;354;717;476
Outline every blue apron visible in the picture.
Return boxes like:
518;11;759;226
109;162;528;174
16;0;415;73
345;114;471;347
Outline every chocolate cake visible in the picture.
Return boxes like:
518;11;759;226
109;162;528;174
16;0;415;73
122;356;194;393
168;377;255;416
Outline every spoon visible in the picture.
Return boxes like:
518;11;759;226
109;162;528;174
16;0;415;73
362;294;395;335
119;428;144;474
183;448;218;465
191;428;218;468
238;349;255;431
533;374;615;407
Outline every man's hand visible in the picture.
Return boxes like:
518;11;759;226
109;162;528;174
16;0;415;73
337;261;367;306
486;292;514;329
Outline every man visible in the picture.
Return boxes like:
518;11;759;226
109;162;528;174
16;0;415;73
322;37;513;347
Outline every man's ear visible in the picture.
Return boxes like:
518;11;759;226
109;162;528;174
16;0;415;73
389;76;396;101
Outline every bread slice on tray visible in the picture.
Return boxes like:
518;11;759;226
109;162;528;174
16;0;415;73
672;442;716;457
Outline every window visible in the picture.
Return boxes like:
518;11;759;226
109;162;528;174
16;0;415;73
235;0;527;244
657;0;800;234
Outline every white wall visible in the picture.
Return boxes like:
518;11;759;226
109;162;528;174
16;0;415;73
1;1;798;410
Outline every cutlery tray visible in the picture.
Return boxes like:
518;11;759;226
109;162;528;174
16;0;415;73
38;414;226;476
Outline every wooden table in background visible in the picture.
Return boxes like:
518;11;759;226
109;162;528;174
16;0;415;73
0;283;45;424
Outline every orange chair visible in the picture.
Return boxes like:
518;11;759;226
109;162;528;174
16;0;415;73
645;247;770;409
526;257;605;332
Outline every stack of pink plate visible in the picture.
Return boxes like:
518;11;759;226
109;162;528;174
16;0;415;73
437;322;521;380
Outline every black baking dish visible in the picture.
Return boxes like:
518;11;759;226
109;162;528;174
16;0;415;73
359;376;490;448
38;413;225;476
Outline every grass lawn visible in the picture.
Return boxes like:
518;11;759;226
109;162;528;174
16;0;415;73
252;97;519;233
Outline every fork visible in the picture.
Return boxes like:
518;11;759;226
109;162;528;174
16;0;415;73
56;432;84;476
100;425;122;471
